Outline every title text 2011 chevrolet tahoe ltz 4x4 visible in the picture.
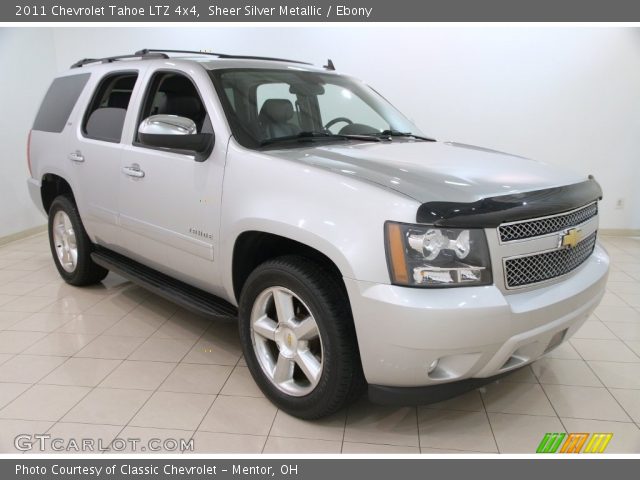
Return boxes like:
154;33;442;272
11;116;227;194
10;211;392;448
26;49;609;419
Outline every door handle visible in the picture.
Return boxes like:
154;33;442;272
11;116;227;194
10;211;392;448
68;151;84;163
122;164;145;178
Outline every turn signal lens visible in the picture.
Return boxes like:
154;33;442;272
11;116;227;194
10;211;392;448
386;222;409;284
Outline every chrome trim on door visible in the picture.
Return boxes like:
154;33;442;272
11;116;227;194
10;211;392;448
68;151;84;163
122;164;145;178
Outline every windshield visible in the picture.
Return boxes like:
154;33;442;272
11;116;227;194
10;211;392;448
209;68;425;149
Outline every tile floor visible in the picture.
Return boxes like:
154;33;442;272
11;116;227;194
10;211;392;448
1;233;640;454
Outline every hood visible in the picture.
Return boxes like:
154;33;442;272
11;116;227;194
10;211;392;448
270;140;588;203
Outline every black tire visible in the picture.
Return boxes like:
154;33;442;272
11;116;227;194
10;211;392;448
238;255;365;419
47;195;108;286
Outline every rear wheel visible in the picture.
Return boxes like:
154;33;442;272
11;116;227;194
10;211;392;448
47;195;108;286
238;255;365;419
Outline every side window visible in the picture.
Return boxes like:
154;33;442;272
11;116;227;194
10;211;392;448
318;84;388;134
256;83;300;128
82;72;138;143
224;87;235;109
136;71;210;141
33;73;90;133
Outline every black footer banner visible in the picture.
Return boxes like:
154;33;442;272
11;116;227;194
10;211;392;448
3;459;639;480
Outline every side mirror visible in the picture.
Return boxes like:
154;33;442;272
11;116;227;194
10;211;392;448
137;114;214;162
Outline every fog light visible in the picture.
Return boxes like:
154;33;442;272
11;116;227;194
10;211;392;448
427;359;439;374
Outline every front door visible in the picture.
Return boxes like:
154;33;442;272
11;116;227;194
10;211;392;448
117;68;227;294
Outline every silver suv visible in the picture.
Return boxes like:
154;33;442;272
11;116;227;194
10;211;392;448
27;49;609;419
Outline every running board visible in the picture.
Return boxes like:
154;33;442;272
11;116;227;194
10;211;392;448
91;248;238;319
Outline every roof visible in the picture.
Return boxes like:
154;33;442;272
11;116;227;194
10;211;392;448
69;49;334;73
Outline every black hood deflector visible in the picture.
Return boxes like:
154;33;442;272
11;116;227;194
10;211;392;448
417;177;603;228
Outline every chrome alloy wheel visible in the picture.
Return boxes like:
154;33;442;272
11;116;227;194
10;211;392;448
250;286;323;396
52;210;78;273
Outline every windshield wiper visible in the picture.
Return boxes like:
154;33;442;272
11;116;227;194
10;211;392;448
260;131;382;147
372;130;436;142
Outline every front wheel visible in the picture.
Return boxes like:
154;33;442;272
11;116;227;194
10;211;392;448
48;195;108;286
238;255;364;419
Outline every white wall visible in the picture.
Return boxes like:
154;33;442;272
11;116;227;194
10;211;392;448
0;28;56;238
2;27;639;237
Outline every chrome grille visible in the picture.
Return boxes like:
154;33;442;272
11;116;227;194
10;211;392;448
504;232;597;288
499;202;598;242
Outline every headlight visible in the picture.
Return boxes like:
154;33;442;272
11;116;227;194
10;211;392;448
385;221;492;287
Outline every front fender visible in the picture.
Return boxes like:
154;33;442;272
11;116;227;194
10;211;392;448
218;141;421;302
220;218;357;302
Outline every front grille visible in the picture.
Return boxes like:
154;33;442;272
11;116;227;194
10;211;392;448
499;202;598;242
504;232;597;288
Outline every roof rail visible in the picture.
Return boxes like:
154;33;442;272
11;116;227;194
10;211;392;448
70;51;169;69
134;49;313;66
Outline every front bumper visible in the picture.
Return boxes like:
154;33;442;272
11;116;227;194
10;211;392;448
368;368;523;406
345;244;609;394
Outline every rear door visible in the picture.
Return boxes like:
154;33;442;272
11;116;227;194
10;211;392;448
117;67;228;294
72;69;143;248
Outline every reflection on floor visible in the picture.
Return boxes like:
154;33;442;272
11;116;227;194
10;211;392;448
0;233;639;453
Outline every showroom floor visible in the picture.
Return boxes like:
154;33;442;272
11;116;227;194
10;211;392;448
1;233;640;454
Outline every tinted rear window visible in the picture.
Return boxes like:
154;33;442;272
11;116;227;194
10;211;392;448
32;73;90;133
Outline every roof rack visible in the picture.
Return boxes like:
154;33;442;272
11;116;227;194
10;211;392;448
70;51;169;69
70;49;327;70
134;49;314;66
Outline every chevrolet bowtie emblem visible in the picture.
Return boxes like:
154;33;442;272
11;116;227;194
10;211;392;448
560;228;582;249
286;333;292;346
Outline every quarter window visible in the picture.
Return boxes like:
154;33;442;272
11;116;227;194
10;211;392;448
32;73;90;133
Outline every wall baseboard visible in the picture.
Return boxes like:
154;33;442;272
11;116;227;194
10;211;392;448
0;224;47;247
600;229;640;237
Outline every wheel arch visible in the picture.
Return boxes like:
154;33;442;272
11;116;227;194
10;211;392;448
231;230;351;304
41;173;75;214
